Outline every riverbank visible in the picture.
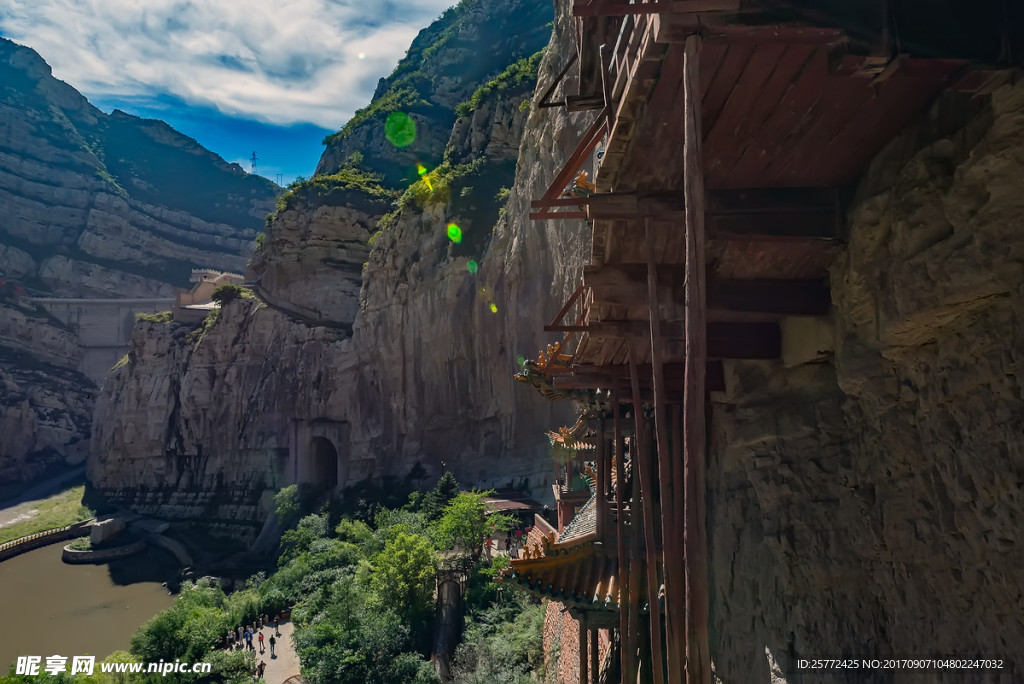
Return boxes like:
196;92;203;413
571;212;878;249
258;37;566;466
0;483;94;545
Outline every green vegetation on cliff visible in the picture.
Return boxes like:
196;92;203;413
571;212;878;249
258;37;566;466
455;50;544;118
117;475;542;683
316;0;552;187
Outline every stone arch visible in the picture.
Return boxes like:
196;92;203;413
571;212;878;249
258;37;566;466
309;436;339;491
294;420;350;493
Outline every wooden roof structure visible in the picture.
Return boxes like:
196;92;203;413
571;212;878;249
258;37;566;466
518;2;1016;683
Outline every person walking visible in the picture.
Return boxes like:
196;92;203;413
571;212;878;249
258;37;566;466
268;634;276;657
257;660;266;678
504;536;511;554
273;615;280;635
258;631;265;653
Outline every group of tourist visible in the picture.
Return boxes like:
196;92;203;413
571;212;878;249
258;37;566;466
486;523;532;559
221;613;280;656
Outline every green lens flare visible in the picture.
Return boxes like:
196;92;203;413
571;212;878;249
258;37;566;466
489;303;498;313
416;163;427;175
385;112;417;148
447;223;463;243
466;260;478;273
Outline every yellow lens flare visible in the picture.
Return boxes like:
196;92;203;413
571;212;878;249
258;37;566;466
489;303;498;314
447;223;463;243
416;163;427;175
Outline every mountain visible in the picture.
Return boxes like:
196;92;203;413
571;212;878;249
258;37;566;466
89;0;567;530
0;37;280;482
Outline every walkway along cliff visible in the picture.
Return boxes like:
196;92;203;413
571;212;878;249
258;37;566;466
503;1;1024;683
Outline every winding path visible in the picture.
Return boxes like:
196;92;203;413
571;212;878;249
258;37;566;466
258;620;302;684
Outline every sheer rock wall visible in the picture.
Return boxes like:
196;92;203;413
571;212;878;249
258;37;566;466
708;81;1024;682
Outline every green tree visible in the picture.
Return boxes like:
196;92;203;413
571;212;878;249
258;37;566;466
274;484;301;529
421;471;460;521
433;492;487;554
210;283;246;305
279;513;329;565
366;531;438;623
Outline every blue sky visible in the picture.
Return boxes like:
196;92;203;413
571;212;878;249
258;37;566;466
0;0;456;185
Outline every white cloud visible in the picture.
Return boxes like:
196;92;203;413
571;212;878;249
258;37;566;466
0;0;456;129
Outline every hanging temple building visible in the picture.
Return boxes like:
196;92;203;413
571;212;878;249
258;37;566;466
502;1;1021;683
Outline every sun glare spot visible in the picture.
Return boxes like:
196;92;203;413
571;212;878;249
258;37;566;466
466;260;478;273
447;223;463;243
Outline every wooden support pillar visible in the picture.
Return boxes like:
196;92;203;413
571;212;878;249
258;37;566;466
628;346;666;684
682;33;711;684
646;217;685;684
591;628;600;683
580;614;589;684
613;379;633;682
596;418;608;542
628;419;643;684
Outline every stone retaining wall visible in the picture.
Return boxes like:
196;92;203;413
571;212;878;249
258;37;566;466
62;538;147;564
0;521;92;562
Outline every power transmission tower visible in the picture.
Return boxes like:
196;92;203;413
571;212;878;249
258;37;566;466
250;151;259;175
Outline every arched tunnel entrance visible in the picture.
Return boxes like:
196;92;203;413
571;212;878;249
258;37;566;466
309;436;339;491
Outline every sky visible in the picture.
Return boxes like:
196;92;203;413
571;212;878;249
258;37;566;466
0;0;456;185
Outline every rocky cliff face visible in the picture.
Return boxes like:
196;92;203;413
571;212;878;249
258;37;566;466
0;39;278;294
0;37;280;482
90;0;588;529
708;82;1024;681
0;302;93;481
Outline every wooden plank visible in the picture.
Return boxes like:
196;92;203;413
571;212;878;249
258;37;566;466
704;42;789;181
682;33;711;684
765;72;873;186
725;46;828;188
699;42;754;142
716;43;817;185
699;43;729;101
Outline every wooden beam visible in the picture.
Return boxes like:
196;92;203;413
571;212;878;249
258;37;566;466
580;614;589;684
707;187;843;241
612;378;631;682
536;53;577;109
586;265;831;316
529;113;608;220
594;418;608;543
574;0;741;17
628;346;666;684
560;361;726;393
549;321;781;360
708;278;831;315
682;33;711;684
649;216;680;684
